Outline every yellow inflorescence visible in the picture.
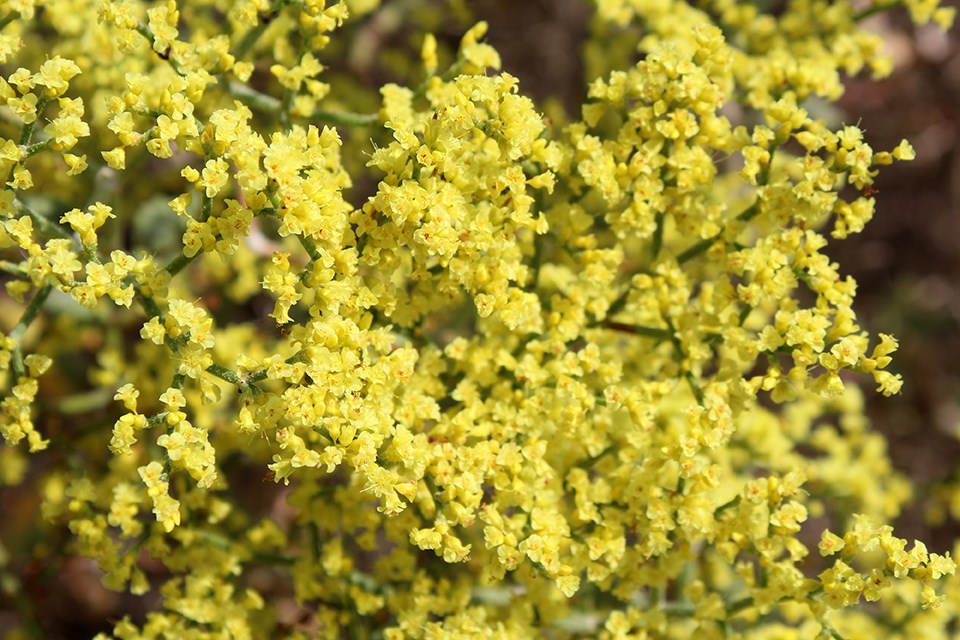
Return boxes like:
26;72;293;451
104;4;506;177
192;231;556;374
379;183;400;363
0;1;958;638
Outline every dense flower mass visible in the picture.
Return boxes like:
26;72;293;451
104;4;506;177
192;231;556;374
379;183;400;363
0;0;958;638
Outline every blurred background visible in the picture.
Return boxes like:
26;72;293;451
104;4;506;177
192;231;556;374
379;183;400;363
3;0;960;636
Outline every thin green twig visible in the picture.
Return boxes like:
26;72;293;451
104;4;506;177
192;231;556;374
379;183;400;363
22;139;52;157
234;0;292;59
0;260;27;277
9;285;52;380
854;1;904;22
600;321;672;339
134;22;184;75
0;13;18;30
298;234;322;262
14;199;70;239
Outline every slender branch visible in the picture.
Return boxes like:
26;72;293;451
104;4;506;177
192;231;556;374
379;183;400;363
822;622;847;640
134;286;164;320
684;371;705;405
736;200;761;223
17;95;47;146
298;234;322;262
206;363;266;396
9;285;52;380
226;80;379;127
56;388;115;414
676;148;773;265
199;191;213;222
412;64;462;102
676;235;718;265
525;231;545;292
164;193;211;275
132;287;184;353
309;109;379;127
234;20;272;61
604;284;636;320
651;211;665;261
14;199;71;239
0;260;27;277
163;253;196;277
225;80;281;113
134;22;184;75
22;138;52;157
206;363;242;385
5;95;48;186
279;85;295;130
10;286;52;343
726;595;756;615
600;321;672;339
854;1;904;22
234;0;292;60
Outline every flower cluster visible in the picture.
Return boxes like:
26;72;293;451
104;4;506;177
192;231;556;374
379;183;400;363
0;1;958;639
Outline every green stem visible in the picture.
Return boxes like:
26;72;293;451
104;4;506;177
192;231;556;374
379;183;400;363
714;495;741;514
163;253;196;277
163;194;210;275
134;23;184;75
279;87;295;130
727;595;755;615
241;350;303;388
601;321;671;339
298;234;322;262
9;285;52;380
147;411;170;428
736;200;760;223
676;152;772;265
206;363;242;385
224;87;381;126
822;622;847;640
651;211;665;261
225;80;281;113
132;288;183;353
200;191;213;222
854;1;904;22
234;22;271;61
134;287;164;321
526;231;545;292
684;371;704;405
9;286;51;343
0;13;18;30
234;0;291;59
605;286;634;320
309;109;379;127
4;96;48;186
577;444;615;468
413;64;462;102
22;139;51;157
676;235;719;264
14;198;70;239
206;363;264;395
17;95;47;146
0;260;27;277
56;388;116;414
663;602;696;617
